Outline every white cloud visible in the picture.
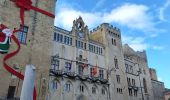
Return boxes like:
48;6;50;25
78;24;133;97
103;4;154;31
122;35;148;51
122;35;165;51
55;8;101;30
159;0;170;21
158;77;163;81
55;3;156;32
152;45;165;50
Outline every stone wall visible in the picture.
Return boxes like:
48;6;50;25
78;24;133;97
152;80;165;100
0;0;55;99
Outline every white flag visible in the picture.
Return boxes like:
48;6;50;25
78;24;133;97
20;64;36;100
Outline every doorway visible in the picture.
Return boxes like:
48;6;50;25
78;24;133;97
7;86;16;99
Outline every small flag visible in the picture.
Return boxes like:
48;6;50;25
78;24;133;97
82;63;87;69
68;63;72;70
93;65;97;76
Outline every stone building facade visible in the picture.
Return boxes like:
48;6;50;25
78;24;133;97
164;89;170;100
150;68;158;81
0;0;55;99
0;1;167;99
123;45;154;100
49;16;157;100
149;68;165;100
151;80;165;100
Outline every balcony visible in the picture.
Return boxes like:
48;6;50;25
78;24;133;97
50;69;109;84
63;71;75;79
133;86;138;91
128;85;139;91
76;57;88;62
75;74;88;81
99;78;109;84
49;69;63;76
91;77;100;82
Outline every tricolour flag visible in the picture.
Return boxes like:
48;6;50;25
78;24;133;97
82;63;87;69
93;65;97;76
68;63;72;71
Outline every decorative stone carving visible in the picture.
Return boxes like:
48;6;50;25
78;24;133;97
72;16;89;39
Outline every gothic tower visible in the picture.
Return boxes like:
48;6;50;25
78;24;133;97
90;23;129;100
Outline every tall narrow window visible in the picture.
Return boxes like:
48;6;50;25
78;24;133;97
78;41;81;48
129;65;133;73
96;47;99;54
64;82;71;92
143;78;148;93
92;86;96;94
101;48;103;54
59;34;63;43
99;48;101;54
127;77;131;86
80;85;84;92
76;40;78;47
132;79;135;86
51;58;59;70
18;25;28;44
116;75;120;83
128;88;132;96
90;68;93;77
114;39;116;46
125;64;129;72
65;62;71;72
69;38;72;45
134;90;137;97
56;33;60;42
101;87;106;95
81;41;83;48
99;69;104;79
78;65;83;75
79;54;82;61
84;43;86;49
93;45;95;52
53;32;57;41
114;58;118;69
112;38;114;45
66;36;69;45
64;36;67;44
51;80;57;91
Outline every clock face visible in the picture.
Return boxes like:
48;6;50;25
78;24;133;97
78;32;85;38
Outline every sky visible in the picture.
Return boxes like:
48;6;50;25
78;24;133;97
55;0;170;88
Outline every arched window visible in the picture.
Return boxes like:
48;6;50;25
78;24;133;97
64;82;71;92
114;39;116;46
51;80;58;91
92;86;96;94
101;87;106;95
112;38;114;45
80;85;84;92
143;78;148;93
114;57;118;69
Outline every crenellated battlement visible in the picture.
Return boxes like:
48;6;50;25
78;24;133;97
90;23;121;35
